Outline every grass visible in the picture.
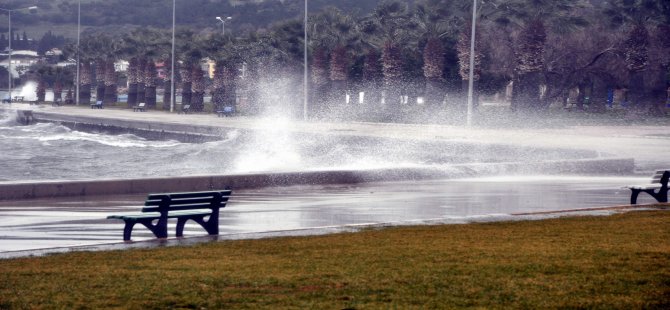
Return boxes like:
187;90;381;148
1;210;669;309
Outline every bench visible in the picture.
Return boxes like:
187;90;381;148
133;102;146;112
107;190;232;241
52;98;62;107
12;96;24;102
216;106;235;117
91;100;103;109
178;104;191;114
625;169;669;204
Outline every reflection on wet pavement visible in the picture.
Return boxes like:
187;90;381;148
0;175;651;256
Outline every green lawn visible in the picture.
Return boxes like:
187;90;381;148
1;210;669;309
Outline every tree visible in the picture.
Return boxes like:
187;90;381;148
191;64;206;112
144;61;158;107
104;60;117;104
95;58;106;103
511;19;547;111
78;61;92;104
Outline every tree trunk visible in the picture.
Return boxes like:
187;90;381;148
145;87;156;107
127;58;138;106
79;85;91;104
511;72;543;111
128;84;138;105
426;78;445;107
163;81;172;110
181;83;192;106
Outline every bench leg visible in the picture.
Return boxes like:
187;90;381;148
657;189;668;203
123;221;137;241
176;215;219;237
630;189;641;204
138;218;168;239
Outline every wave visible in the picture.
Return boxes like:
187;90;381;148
36;131;184;148
0;109;18;127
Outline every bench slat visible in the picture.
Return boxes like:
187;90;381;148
107;209;212;220
626;184;663;190
142;202;224;213
147;190;231;200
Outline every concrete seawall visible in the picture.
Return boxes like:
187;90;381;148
0;158;634;200
0;107;638;200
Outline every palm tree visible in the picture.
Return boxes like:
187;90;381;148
136;58;147;104
104;59;117;104
362;49;382;104
180;63;192;107
95;58;106;103
362;1;414;106
78;61;92;104
483;0;587;111
191;64;206;112
511;19;547;111
127;57;140;105
144;61;158;107
162;56;176;110
309;7;362;107
603;0;670;112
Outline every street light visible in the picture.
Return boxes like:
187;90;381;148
76;0;80;105
0;5;37;102
170;0;176;112
215;16;231;35
303;0;308;121
466;0;477;127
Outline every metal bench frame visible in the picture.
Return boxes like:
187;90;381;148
626;170;669;204
133;102;146;112
107;190;232;241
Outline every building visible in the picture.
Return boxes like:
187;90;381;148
0;50;40;77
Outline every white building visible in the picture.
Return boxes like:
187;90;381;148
0;50;40;77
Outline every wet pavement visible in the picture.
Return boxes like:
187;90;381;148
0;175;653;258
1;104;669;258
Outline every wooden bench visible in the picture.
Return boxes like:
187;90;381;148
91;100;103;109
107;190;232;241
625;169;669;204
216;106;235;117
178;104;191;114
133;102;146;112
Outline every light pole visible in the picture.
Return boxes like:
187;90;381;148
76;0;80;105
215;16;231;35
0;6;37;102
303;0;308;121
170;0;176;112
466;0;477;127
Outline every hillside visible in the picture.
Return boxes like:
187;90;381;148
3;0;382;39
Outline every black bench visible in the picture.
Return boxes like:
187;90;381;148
133;102;146;112
91;100;103;109
216;106;235;117
178;104;191;114
107;189;232;241
625;169;669;204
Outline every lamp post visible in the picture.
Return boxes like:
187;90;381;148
303;0;308;121
215;16;231;35
0;6;37;102
76;0;80;105
466;0;477;127
170;0;176;112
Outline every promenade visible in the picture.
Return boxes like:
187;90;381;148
0;103;668;257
